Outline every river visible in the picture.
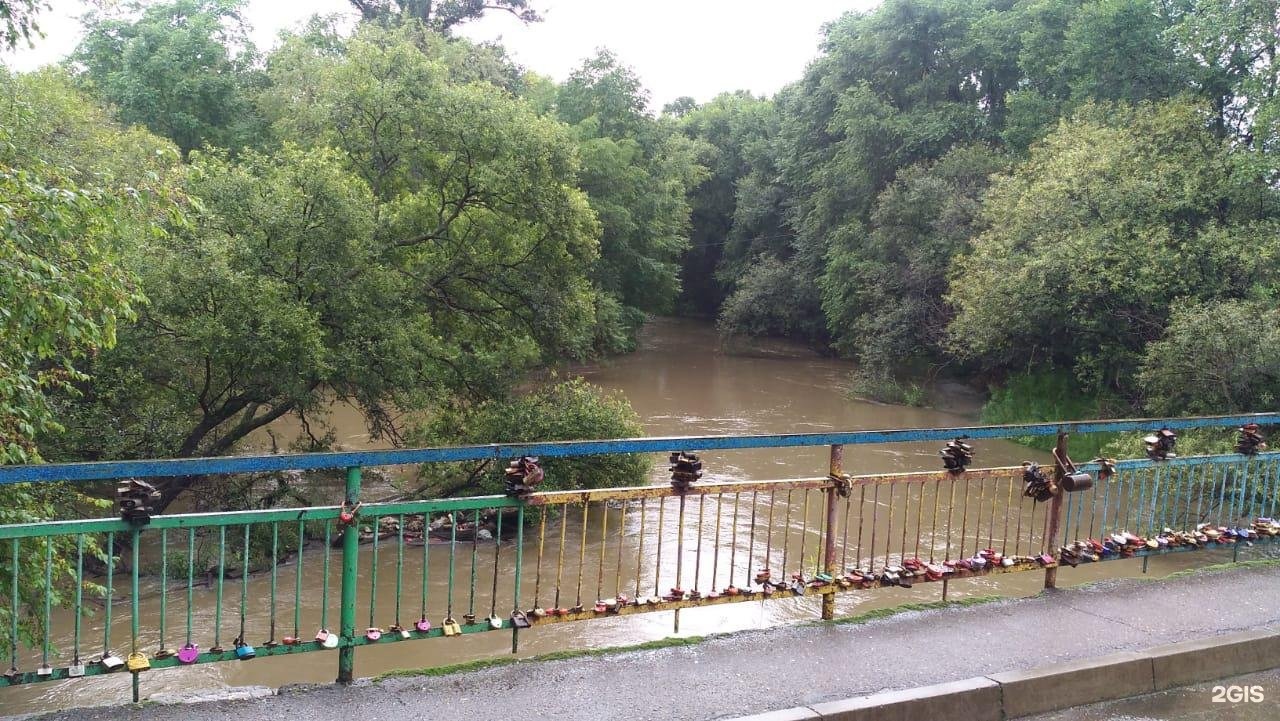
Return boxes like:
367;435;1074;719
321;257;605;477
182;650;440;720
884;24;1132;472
3;318;1245;714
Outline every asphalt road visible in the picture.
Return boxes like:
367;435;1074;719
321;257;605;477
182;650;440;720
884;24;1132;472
14;563;1280;721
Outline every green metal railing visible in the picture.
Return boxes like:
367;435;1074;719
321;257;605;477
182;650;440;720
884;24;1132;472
1;413;1277;702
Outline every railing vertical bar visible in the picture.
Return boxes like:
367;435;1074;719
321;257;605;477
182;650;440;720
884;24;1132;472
489;511;502;624
780;490;792;581
130;527;141;701
267;523;277;646
727;492;740;590
104;531;115;660
419;516;429;628
575;502;588;612
747;490;759;589
41;536;52;671
763;490;775;582
842;488;853;569
615;500;628;598
797;490;809;577
532;507;546;612
971;475;986;557
957;478;970;561
295;520;305;640
865;489;875;573
944;478;956;561
159;529;168;654
899;482;910;563
882;483;895;569
709;495;721;595
673;495;683;632
511;504;523;653
599;498;610;603
692;496;704;594
238;524;250;651
73;534;85;668
337;466;361;683
322;519;331;635
185;529;194;648
468;509;480;622
1001;477;1013;555
931;479;943;562
633;499;645;602
447;511;458;623
370;514;380;630
653;498;664;599
213;526;224;652
8;539;16;675
394;514;405;633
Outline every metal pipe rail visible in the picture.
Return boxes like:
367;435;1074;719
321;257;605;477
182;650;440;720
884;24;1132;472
1;414;1277;701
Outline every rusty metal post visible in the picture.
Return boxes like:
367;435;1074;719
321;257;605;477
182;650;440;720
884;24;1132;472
822;444;843;620
1044;433;1068;589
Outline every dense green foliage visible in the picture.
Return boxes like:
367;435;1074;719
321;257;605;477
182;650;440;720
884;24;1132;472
674;0;1280;417
412;378;647;496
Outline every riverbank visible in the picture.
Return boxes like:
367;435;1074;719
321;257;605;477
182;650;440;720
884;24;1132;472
17;558;1279;721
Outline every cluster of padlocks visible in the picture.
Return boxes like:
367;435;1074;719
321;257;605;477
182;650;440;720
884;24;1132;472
1058;518;1280;566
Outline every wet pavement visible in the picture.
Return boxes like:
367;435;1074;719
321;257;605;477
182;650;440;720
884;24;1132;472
13;562;1280;721
1027;667;1280;720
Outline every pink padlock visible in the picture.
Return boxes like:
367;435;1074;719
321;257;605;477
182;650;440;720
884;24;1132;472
365;627;382;642
177;643;199;665
414;618;432;632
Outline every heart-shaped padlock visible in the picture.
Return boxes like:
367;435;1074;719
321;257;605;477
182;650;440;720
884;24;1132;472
365;627;382;642
177;644;199;664
414;618;432;632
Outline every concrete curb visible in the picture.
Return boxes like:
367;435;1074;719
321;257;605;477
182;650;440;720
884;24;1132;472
732;628;1280;721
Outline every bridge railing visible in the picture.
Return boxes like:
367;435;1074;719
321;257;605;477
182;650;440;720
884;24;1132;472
0;413;1276;699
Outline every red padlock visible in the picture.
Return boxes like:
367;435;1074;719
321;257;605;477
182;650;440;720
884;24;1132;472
339;502;362;526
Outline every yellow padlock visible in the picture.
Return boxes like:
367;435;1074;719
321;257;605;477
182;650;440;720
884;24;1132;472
126;652;151;672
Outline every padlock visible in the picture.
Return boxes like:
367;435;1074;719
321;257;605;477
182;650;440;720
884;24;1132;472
155;646;175;658
234;639;256;660
487;614;503;630
177;644;200;664
442;617;461;636
4;667;17;681
315;628;331;644
1062;472;1092;492
101;653;125;671
390;625;411;640
67;658;86;677
320;630;340;649
463;613;476;625
126;652;151;672
37;664;53;677
414;618;432;633
338;501;362;526
511;610;531;628
365;627;382;642
282;635;300;646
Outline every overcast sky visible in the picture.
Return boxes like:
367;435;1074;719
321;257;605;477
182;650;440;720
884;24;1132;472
2;1;879;107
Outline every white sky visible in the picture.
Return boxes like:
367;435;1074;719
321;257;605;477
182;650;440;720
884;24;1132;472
2;1;879;108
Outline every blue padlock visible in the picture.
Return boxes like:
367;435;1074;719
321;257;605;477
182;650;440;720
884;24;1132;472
234;639;256;660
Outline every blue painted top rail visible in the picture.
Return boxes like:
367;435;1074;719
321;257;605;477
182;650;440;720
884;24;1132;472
1;413;1274;485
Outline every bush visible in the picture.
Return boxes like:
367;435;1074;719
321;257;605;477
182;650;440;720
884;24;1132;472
412;379;649;496
981;369;1125;458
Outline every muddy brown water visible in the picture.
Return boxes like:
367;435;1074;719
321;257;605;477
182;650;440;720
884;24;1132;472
2;318;1242;714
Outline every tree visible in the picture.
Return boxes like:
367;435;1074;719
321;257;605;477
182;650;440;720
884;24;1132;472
348;0;540;32
51;28;604;511
1139;299;1280;414
676;91;780;315
409;378;647;497
947;100;1280;394
555;50;704;345
820;144;1008;371
1;0;48;49
73;0;267;155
